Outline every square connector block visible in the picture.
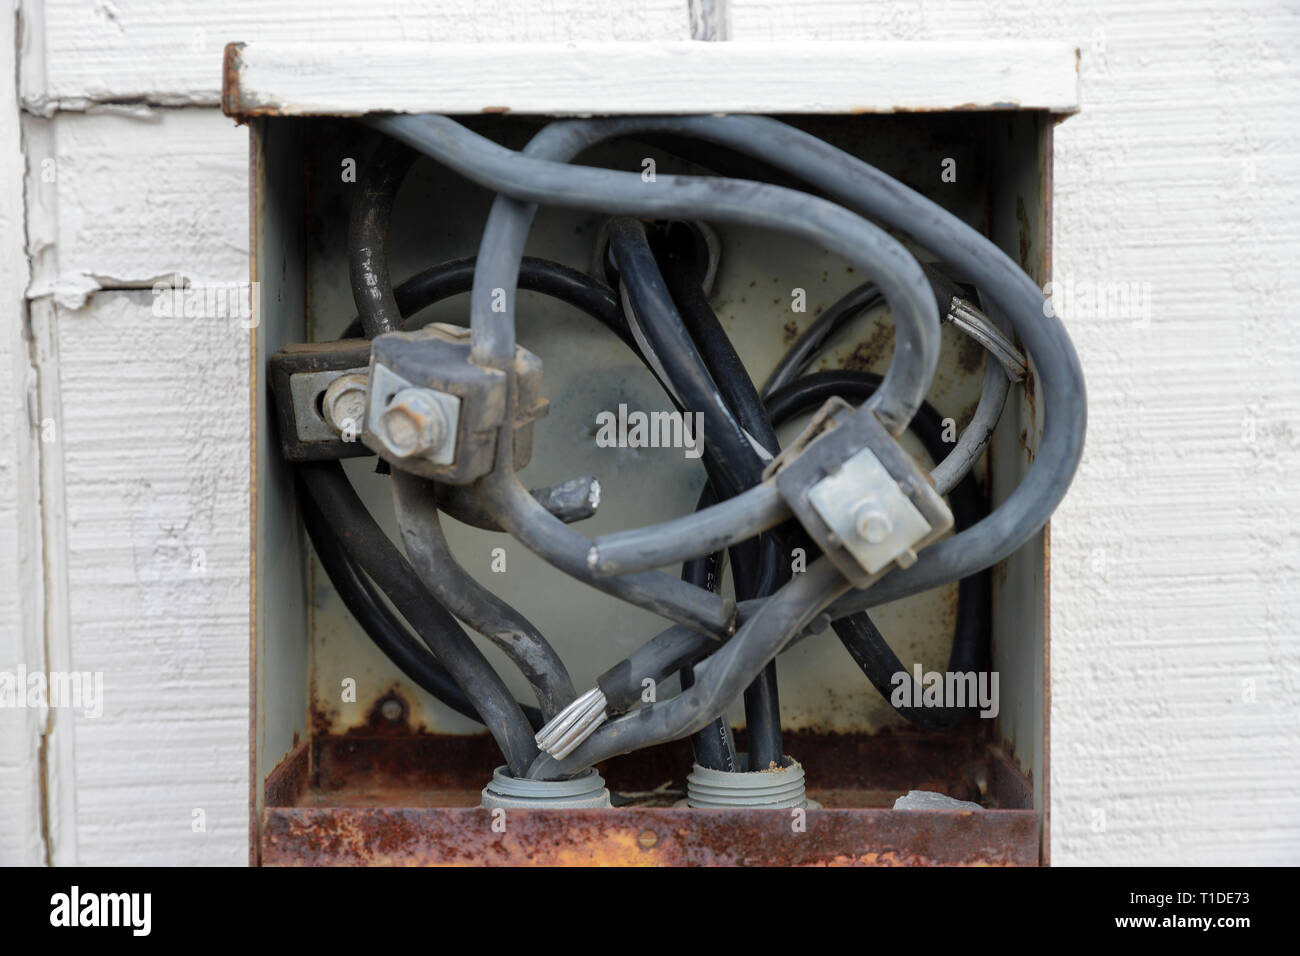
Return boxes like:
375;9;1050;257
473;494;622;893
807;446;934;575
365;323;549;484
268;339;374;462
771;398;953;588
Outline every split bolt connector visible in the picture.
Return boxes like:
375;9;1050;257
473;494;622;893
763;398;953;588
364;323;548;483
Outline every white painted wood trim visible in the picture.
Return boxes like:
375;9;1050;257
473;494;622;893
27;297;78;867
26;1;690;113
223;40;1081;118
0;0;48;867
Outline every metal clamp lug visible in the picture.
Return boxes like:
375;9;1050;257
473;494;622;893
768;398;953;588
365;322;548;484
268;338;374;462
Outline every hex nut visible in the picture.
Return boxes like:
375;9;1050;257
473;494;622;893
378;387;450;459
321;373;369;440
852;501;893;543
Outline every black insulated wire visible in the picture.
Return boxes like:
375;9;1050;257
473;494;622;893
298;461;540;776
315;112;1084;781
348;141;417;338
650;226;788;770
609;218;761;497
678;541;737;772
611;219;785;770
340;255;637;350
296;472;544;730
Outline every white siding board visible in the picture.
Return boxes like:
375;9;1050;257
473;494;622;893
731;0;1300;866
28;0;690;111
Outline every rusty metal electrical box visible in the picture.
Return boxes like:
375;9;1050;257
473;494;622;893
231;40;1079;866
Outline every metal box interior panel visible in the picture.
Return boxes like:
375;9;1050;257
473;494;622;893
239;42;1072;866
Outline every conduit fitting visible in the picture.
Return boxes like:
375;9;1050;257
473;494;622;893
480;766;611;809
685;755;812;809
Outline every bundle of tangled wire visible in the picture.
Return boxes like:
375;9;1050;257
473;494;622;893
289;113;1085;785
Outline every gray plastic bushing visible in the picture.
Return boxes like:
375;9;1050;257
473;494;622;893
480;766;612;809
686;754;811;809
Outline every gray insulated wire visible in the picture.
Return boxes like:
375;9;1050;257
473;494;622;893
574;117;1082;610
929;296;1015;496
391;471;577;722
368;113;941;437
435;475;601;533
298;461;539;776
444;111;1085;625
584;483;787;579
529;559;851;779
357;112;1085;776
648;115;1086;618
529;116;1080;772
365;113;942;635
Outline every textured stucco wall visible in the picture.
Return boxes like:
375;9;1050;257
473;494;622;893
1;0;1296;865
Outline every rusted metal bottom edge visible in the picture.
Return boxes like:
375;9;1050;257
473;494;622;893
261;805;1039;867
286;726;1033;807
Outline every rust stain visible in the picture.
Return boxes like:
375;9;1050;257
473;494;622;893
305;724;1013;800
840;322;895;372
221;43;245;120
262;806;1038;867
956;332;985;375
264;741;310;809
1016;195;1032;270
259;727;1039;865
1018;426;1035;463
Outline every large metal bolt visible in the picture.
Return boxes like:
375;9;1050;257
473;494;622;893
852;500;893;544
377;387;450;459
321;373;369;439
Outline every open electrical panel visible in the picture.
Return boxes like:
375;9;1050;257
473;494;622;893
232;41;1081;866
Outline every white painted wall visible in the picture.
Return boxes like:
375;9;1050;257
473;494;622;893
2;0;1296;865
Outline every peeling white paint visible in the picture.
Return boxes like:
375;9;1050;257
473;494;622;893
24;0;691;112
24;109;250;304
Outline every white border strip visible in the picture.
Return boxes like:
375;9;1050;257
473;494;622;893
224;40;1080;118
